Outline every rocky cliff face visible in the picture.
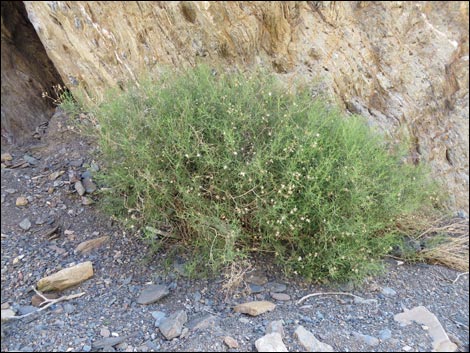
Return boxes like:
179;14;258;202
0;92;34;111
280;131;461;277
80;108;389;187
3;1;468;213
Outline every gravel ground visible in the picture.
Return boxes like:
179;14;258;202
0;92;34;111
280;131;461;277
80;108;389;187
1;111;468;352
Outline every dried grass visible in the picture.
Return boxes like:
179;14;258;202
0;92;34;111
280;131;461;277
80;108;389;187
418;218;469;272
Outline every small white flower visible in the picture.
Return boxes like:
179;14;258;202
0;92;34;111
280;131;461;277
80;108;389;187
233;151;238;156
298;256;302;261
223;165;228;170
268;92;272;96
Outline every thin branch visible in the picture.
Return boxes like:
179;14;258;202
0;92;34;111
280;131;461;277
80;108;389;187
452;272;469;284
297;291;366;305
8;287;85;320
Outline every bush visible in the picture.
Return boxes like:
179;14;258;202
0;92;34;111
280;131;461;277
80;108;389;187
85;65;442;282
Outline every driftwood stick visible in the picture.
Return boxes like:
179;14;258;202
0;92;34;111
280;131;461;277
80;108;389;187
297;291;366;305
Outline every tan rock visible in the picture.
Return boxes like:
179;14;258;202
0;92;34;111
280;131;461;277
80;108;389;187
233;301;276;316
224;336;239;349
37;261;93;292
1;153;13;162
15;196;28;206
255;333;288;352
75;236;109;254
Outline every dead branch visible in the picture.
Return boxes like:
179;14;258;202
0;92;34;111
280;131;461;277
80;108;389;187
7;286;85;320
297;291;367;305
452;272;469;284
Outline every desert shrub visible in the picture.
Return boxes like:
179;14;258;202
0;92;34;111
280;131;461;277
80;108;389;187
82;65;442;282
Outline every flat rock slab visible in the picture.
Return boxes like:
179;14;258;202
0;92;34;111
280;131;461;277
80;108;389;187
75;236;109;254
234;301;276;316
137;284;170;305
394;306;458;352
37;261;93;292
294;325;334;352
159;310;187;340
271;292;291;301
255;333;288;352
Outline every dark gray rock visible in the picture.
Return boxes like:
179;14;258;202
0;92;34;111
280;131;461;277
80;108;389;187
137;284;170;305
159;310;187;340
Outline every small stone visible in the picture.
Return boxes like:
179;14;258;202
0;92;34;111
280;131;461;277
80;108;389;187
69;159;83;167
1;153;13;162
75;181;86;196
63;304;75;314
234;301;276;316
16;196;29;206
1;303;9;310
81;196;94;205
5;188;17;194
266;320;285;338
379;328;392;341
1;309;16;321
19;218;32;230
75;236;109;254
18;306;36;316
265;282;287;293
82;177;97;193
151;311;166;328
224;336;239;349
137;284;170;305
90;161;100;172
32;293;59;307
48;187;55;194
255;333;288;352
239;317;250;324
100;328;111;337
271;292;291;301
403;345;412;352
294;325;334;352
249;284;265;294
159;310;187;340
82;345;91;352
187;314;217;331
381;287;397;297
23;154;39;165
353;332;379;347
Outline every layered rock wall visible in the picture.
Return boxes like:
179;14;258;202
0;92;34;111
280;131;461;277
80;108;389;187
4;1;469;212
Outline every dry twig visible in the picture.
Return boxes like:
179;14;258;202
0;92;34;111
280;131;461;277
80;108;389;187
452;272;469;284
7;286;85;320
297;291;366;305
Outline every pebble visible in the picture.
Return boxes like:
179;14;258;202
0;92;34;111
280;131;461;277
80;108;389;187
82;178;97;193
63;303;75;314
381;287;397;297
100;328;111;337
249;284;265;294
75;181;86;196
17;306;36;316
353;332;380;346
16;197;29;206
379;328;392;341
152;311;166;328
271;292;291;301
224;336;239;349
266;282;287;293
82;345;91;352
19;218;32;231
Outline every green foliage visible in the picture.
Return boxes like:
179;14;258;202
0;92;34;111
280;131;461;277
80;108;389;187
77;65;442;282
